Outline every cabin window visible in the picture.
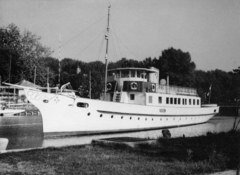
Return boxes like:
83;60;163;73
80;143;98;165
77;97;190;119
130;94;135;100
189;99;191;105
166;97;169;104
77;102;89;108
193;99;195;105
182;98;185;105
185;99;187;105
141;72;146;79
174;98;177;104
170;98;173;104
130;70;135;77
116;70;120;78
121;70;129;78
178;98;181;104
137;71;141;78
149;96;152;103
158;97;162;104
197;99;200;105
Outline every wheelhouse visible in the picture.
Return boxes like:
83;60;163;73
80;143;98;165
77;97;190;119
103;67;200;108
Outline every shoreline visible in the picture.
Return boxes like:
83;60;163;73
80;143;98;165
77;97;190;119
0;130;239;174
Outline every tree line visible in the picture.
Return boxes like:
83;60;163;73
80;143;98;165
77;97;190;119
1;24;239;103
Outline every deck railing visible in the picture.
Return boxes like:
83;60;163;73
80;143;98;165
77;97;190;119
157;85;197;96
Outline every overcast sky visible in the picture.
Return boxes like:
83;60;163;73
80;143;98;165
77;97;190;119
1;0;240;72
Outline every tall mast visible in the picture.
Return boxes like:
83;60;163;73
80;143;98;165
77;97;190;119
104;5;111;100
58;33;61;87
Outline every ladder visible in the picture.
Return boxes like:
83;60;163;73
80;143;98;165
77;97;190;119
115;92;121;102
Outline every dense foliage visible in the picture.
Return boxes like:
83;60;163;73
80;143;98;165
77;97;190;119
0;24;239;103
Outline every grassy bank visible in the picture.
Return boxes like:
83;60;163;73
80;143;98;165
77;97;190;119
0;131;239;175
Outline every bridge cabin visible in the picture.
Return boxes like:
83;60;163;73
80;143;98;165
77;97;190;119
104;67;201;108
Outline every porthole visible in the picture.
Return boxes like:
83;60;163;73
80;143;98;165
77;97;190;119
145;118;147;121
43;99;49;103
111;115;113;118
87;112;90;116
138;117;140;120
130;117;132;120
77;102;89;108
121;116;123;119
152;118;153;121
100;114;103;117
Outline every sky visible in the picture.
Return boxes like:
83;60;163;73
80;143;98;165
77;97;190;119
1;0;240;72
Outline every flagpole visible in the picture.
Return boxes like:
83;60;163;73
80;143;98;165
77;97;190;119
89;70;91;99
208;84;212;103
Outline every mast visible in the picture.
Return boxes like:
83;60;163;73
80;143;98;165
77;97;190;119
58;33;61;87
34;65;37;87
9;55;12;83
104;5;111;100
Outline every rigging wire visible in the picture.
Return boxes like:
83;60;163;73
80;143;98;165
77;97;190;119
95;33;106;61
109;31;119;62
73;29;106;59
52;14;107;53
110;21;123;60
109;27;139;60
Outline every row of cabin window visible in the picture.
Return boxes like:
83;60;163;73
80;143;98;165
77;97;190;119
148;96;200;106
111;70;147;79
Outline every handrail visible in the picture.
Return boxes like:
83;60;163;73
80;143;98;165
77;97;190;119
157;85;197;96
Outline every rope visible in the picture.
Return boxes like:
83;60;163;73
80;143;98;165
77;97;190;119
52;14;107;53
74;30;106;59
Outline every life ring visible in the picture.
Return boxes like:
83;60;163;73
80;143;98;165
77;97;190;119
107;83;112;91
131;82;138;90
152;84;156;91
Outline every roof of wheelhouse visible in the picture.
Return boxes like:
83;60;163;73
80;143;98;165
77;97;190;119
108;67;158;73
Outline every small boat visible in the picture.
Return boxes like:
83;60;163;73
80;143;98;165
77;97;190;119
4;6;219;137
0;108;25;116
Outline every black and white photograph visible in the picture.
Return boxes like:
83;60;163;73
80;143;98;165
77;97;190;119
0;0;240;174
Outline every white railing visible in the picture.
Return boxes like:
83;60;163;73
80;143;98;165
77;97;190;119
157;85;197;96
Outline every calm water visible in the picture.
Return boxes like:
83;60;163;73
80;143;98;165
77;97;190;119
0;115;239;151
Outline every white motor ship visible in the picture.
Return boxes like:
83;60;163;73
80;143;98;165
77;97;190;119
7;66;219;137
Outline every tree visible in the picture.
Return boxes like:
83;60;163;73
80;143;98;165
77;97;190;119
0;23;52;86
0;23;23;83
233;66;240;75
154;47;196;86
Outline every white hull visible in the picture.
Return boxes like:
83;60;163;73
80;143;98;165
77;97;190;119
25;89;219;137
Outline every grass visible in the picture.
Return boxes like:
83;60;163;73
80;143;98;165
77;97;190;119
0;131;239;175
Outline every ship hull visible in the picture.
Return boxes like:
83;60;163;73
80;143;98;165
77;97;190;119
25;89;219;137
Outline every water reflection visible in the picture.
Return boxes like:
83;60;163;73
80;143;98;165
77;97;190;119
0;116;239;150
0;115;43;150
